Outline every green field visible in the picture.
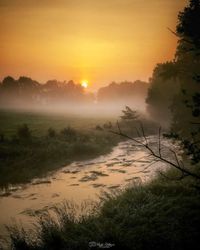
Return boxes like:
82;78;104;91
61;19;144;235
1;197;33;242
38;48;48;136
0;109;158;187
0;109;120;187
0;109;116;137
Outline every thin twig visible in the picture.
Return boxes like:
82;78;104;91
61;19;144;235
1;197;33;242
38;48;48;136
169;149;181;167
111;123;200;180
134;126;141;138
158;127;161;157
167;27;194;45
140;122;148;146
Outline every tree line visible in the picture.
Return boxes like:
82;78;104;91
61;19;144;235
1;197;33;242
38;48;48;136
0;77;93;108
0;76;148;108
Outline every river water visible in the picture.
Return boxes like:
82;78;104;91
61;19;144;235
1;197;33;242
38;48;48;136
0;137;173;242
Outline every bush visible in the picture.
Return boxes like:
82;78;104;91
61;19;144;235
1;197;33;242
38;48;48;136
17;124;31;140
0;133;5;142
47;128;56;138
60;126;77;142
95;125;103;131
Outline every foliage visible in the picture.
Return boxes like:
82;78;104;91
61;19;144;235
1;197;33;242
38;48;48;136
146;62;180;123
170;0;200;164
120;106;139;120
146;0;200;165
0;126;119;188
0;77;93;108
60;126;77;142
47;128;56;138
97;80;148;105
17;124;32;140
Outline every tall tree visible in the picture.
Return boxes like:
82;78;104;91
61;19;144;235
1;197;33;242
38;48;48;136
171;0;200;163
146;62;180;124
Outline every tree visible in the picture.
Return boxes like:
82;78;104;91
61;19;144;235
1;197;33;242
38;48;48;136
146;0;200;165
146;62;180;124
170;0;200;164
97;80;148;105
17;124;32;141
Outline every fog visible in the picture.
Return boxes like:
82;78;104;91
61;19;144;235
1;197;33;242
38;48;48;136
0;76;148;118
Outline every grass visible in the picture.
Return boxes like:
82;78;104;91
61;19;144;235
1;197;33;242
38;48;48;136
1;110;200;250
6;168;200;250
0;128;120;188
0;109;117;138
0;109;121;188
0;109;158;188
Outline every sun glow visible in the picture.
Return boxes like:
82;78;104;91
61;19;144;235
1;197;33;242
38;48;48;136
81;80;89;88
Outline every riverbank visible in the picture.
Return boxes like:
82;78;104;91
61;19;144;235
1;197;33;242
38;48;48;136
0;128;121;188
3;137;200;250
7;166;200;250
0;138;167;238
0;109;123;188
0;109;157;188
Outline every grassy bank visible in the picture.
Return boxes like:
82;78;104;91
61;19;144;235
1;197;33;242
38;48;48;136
0;109;157;188
7;167;200;250
0;109;117;138
0;110;121;188
0;126;120;188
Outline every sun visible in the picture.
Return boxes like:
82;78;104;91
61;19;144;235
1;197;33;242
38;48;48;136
81;80;88;88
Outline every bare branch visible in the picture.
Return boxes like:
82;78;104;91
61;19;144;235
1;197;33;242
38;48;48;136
131;160;158;175
167;27;194;45
158;127;161;157
116;120;122;134
134;126;141;138
111;123;200;181
140;122;148;146
169;149;181;167
167;27;179;37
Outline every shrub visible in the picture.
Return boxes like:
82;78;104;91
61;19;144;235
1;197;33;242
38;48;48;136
17;124;31;140
95;125;103;131
47;128;56;138
60;126;77;141
0;133;5;142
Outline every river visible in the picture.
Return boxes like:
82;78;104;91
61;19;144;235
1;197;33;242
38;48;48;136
0;136;173;243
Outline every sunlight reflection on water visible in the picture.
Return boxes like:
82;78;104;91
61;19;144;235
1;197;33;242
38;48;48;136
0;137;173;239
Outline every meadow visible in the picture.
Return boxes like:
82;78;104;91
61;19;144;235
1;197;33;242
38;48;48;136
0;109;117;137
0;109;120;188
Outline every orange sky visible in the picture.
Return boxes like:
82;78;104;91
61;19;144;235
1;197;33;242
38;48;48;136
0;0;187;90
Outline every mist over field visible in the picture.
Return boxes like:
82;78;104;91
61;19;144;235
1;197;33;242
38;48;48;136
0;77;149;117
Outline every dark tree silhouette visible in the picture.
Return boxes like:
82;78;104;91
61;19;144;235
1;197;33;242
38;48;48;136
146;0;200;165
146;62;180;123
0;76;93;107
97;80;148;105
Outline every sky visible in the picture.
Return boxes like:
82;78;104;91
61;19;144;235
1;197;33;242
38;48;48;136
0;0;187;90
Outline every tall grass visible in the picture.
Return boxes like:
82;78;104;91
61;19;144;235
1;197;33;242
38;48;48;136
6;169;200;250
0;125;120;188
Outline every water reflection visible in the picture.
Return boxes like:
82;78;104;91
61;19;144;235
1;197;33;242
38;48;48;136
0;138;170;237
